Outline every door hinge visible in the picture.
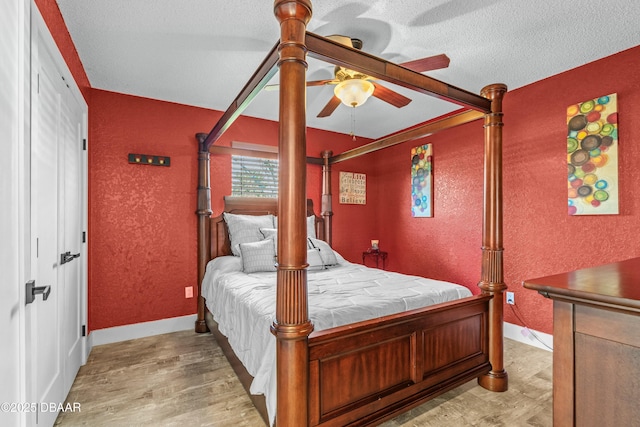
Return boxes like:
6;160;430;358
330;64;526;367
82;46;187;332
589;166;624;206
82;231;86;243
82;138;87;151
82;325;86;337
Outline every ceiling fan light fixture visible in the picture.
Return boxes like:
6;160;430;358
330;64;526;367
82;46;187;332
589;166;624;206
334;79;374;108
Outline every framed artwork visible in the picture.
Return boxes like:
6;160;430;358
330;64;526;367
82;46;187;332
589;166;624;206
411;144;433;217
339;171;366;204
567;93;619;215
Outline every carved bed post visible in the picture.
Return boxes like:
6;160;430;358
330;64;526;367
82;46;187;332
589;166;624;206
477;83;509;392
195;132;212;333
321;150;333;247
273;1;314;426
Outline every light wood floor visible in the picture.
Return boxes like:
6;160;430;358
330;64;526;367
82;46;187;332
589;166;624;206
55;331;552;426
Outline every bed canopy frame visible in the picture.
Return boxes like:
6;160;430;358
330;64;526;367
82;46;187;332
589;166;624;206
195;1;507;425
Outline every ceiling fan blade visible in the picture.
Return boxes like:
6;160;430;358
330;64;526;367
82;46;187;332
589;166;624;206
307;79;338;87
317;96;342;118
400;54;450;73
264;79;336;91
372;83;412;108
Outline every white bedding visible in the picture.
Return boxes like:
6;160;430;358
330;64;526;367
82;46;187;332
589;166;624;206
202;253;472;425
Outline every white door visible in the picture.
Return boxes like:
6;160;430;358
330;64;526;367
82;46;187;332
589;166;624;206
0;0;27;426
27;11;86;426
59;76;84;394
28;32;64;427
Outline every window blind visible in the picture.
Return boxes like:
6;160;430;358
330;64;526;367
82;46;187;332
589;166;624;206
231;155;279;198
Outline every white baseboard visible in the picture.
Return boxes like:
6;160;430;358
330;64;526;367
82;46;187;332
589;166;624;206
504;321;553;352
83;334;92;365
89;314;198;347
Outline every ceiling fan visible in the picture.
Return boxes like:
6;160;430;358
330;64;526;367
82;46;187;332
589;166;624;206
303;35;451;118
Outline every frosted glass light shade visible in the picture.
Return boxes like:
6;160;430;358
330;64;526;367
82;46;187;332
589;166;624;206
334;79;374;108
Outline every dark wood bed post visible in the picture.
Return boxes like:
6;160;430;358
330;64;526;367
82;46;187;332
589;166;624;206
273;1;314;426
195;132;212;333
477;83;509;392
321;150;333;247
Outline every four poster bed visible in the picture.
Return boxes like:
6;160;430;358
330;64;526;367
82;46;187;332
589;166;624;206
194;1;508;426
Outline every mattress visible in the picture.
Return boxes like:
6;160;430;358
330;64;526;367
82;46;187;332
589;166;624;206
202;253;472;425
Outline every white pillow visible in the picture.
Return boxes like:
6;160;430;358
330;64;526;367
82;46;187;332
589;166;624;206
273;215;317;239
307;248;325;270
239;239;277;273
260;227;277;240
307;215;317;239
260;227;278;252
223;213;275;256
307;237;338;267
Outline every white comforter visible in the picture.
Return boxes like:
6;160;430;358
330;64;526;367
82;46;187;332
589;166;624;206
202;254;472;425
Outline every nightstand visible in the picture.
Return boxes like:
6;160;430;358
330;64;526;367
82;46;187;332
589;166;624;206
362;250;388;269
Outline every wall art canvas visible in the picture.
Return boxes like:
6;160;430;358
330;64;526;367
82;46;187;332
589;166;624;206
567;93;619;215
339;171;366;204
411;144;433;217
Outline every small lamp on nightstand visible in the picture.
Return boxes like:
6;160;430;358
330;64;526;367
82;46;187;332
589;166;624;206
363;241;387;269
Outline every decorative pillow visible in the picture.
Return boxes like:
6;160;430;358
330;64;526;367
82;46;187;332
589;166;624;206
307;237;338;267
223;213;275;256
273;215;317;238
259;227;277;240
260;227;278;251
307;215;317;239
239;239;277;273
307;248;325;270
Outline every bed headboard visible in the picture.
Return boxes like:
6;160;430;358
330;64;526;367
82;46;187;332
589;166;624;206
208;196;324;262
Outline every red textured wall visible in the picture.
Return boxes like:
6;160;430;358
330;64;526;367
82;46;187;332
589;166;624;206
363;46;640;334
34;0;91;102
89;91;202;330
327;152;379;263
366;121;484;287
88;89;362;330
500;46;640;333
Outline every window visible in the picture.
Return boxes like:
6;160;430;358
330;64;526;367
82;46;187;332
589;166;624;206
231;155;278;198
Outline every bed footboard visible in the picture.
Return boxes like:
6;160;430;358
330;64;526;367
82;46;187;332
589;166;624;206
308;295;491;427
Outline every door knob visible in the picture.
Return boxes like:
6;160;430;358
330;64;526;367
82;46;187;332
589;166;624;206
25;280;51;305
60;251;81;265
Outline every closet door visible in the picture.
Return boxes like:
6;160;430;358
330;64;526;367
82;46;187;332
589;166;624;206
29;34;64;427
59;82;84;394
27;11;86;426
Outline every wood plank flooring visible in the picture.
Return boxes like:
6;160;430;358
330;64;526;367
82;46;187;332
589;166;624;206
55;331;551;426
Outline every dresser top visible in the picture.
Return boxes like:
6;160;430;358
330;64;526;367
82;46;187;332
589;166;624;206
523;257;640;311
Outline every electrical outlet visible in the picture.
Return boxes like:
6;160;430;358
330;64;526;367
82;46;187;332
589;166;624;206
185;286;194;298
506;291;515;305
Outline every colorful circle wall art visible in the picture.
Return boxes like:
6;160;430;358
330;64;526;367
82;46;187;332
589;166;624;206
411;144;433;217
567;93;619;215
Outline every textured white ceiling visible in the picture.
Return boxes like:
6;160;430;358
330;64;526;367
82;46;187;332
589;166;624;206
57;0;640;139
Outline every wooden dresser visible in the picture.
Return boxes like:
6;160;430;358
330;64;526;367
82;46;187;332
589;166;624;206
523;257;640;427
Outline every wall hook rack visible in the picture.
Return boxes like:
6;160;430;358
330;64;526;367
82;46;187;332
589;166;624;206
128;153;170;167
